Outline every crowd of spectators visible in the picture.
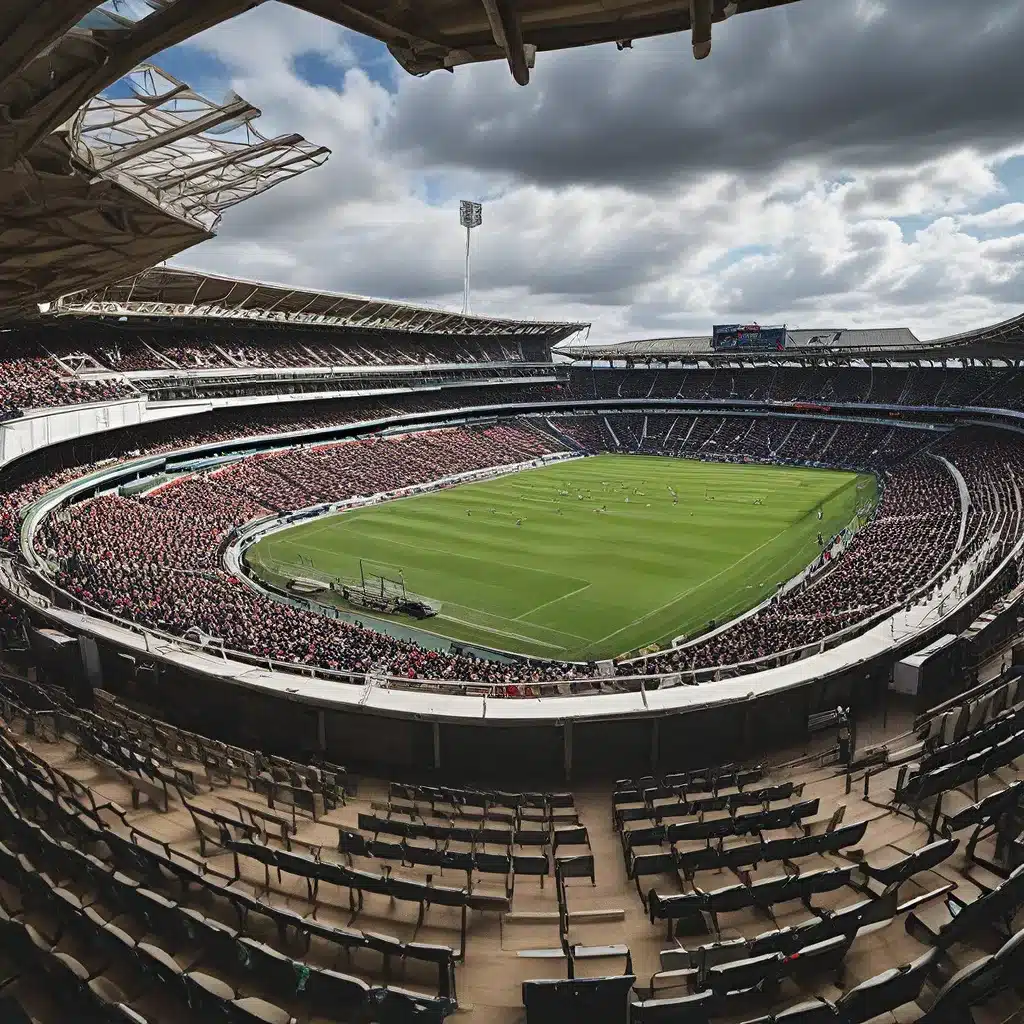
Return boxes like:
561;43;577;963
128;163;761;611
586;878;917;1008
33;410;1006;686
554;413;932;471
10;326;1024;421
0;595;21;647
0;464;99;549
39;425;597;686
0;340;136;419
214;429;540;510
24;328;540;378
570;366;1024;410
942;430;1024;562
0;386;562;557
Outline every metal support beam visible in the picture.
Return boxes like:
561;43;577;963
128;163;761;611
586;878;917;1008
432;722;441;771
563;721;573;781
3;0;264;169
158;134;304;190
0;0;99;94
96;96;259;172
650;718;659;771
480;0;531;85
690;0;713;59
284;0;448;63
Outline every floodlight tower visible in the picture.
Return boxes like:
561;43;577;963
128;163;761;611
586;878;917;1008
459;200;482;315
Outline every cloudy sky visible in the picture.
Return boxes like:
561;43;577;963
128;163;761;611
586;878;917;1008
157;0;1024;341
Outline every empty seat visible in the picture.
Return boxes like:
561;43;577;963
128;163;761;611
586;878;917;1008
523;974;636;1024
630;989;715;1024
773;998;838;1024
834;949;937;1024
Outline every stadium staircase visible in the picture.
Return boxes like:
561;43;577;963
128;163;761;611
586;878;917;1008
773;419;800;458
532;418;589;454
603;416;622;448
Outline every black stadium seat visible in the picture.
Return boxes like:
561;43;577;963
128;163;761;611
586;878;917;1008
630;990;717;1024
523;975;636;1024
834;950;938;1024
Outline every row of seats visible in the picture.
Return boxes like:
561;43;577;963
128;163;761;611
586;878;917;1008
0;730;453;1021
526;936;1023;1024
917;700;1024;776
356;811;587;854
894;727;1024;808
629;800;823;851
616;784;805;831
614;766;766;807
0;687;465;1005
625;820;870;887
617;783;806;829
648;866;857;935
628;936;1018;1024
93;690;348;819
388;780;575;814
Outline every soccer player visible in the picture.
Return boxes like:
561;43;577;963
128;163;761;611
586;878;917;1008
515;518;522;527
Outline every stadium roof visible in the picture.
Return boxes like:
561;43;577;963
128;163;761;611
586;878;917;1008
561;320;1024;361
0;0;808;174
52;265;590;340
0;142;209;324
561;328;923;359
0;62;326;322
289;0;807;84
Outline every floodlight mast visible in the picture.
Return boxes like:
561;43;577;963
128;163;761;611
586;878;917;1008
459;200;482;315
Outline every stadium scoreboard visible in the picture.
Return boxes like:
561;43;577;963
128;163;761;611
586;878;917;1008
712;324;788;351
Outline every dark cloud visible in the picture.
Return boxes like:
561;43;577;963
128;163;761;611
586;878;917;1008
384;0;1024;189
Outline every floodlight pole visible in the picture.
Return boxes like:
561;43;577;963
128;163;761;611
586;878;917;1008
459;200;482;315
463;224;471;315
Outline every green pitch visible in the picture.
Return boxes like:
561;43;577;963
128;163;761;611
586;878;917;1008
246;455;875;662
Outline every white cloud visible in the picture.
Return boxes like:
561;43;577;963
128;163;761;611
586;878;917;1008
169;1;1024;343
960;203;1024;230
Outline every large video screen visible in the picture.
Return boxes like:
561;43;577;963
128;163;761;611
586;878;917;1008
712;324;787;351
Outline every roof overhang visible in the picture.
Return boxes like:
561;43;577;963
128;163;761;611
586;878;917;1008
0;61;328;322
562;320;1024;362
289;0;807;85
0;135;212;321
52;265;590;341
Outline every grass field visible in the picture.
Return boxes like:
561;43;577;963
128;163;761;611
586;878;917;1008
245;455;876;662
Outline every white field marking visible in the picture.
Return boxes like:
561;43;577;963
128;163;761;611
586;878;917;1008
591;518;799;648
442;600;591;644
514;583;593;623
593;475;864;651
271;534;592;644
270;531;590;587
434;614;568;651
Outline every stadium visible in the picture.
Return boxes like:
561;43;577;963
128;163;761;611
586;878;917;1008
1;3;1023;1024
